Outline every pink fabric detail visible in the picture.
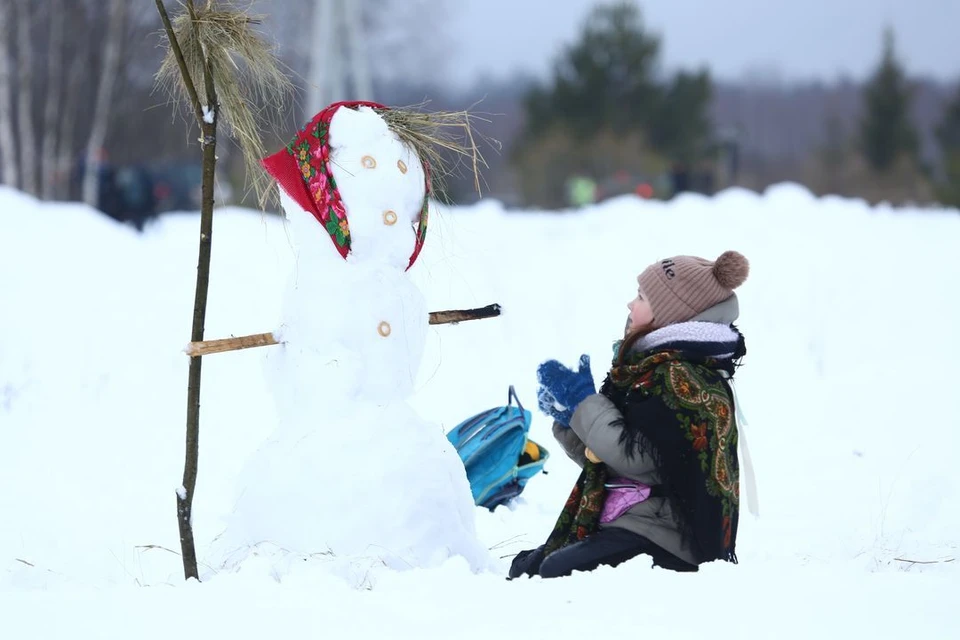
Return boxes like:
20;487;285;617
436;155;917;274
600;478;653;523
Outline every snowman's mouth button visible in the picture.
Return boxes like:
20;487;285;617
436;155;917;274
378;321;392;337
361;155;377;169
397;159;408;174
383;210;398;226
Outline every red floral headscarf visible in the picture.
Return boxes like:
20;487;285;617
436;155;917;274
261;101;431;270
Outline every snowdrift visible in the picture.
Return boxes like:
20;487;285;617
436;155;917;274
1;185;958;638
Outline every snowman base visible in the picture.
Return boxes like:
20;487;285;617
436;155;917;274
204;402;493;585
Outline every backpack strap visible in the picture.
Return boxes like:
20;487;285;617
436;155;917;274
507;385;525;414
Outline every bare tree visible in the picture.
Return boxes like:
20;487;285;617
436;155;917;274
269;0;450;118
359;0;452;87
343;0;373;100
40;0;64;200
306;0;339;113
81;0;127;207
0;2;17;187
15;0;36;196
57;5;91;200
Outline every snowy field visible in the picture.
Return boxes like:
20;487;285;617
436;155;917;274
1;184;958;638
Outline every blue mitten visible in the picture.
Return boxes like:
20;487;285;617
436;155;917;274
536;354;596;427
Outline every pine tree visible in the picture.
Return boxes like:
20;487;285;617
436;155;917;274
859;28;919;172
522;1;662;141
650;69;713;165
515;1;714;205
935;86;960;206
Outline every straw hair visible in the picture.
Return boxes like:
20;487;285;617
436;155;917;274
375;102;501;198
156;0;293;209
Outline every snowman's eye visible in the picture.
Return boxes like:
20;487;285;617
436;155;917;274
397;159;408;174
361;155;377;169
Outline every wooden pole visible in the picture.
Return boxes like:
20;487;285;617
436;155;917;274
179;0;219;584
156;0;211;582
184;304;502;357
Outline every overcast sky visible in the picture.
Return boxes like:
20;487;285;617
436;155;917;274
444;0;960;87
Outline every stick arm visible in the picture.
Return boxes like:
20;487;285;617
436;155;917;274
184;304;502;357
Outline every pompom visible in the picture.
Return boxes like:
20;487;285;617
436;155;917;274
713;250;749;289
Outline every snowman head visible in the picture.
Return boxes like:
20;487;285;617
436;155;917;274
262;101;430;271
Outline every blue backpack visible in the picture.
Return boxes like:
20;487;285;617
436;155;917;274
446;386;549;510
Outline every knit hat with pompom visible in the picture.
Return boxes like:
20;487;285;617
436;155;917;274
638;251;750;328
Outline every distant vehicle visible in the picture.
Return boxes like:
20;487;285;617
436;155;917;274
111;166;156;229
150;162;233;214
595;170;669;202
72;156;233;231
149;163;203;213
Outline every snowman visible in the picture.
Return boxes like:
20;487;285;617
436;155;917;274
208;102;490;580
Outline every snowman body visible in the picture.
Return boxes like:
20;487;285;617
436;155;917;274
265;197;429;422
216;105;488;577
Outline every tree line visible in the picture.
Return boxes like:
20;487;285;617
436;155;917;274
508;2;960;208
1;0;957;221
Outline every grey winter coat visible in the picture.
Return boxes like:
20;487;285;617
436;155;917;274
554;396;698;566
550;295;743;566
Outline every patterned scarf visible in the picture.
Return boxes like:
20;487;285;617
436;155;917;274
543;324;745;564
543;460;608;556
261;101;431;271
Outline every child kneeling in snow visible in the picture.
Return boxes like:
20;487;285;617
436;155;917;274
509;251;750;579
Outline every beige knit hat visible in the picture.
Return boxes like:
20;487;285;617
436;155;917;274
638;251;749;328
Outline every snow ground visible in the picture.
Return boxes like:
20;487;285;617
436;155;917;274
1;185;958;638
